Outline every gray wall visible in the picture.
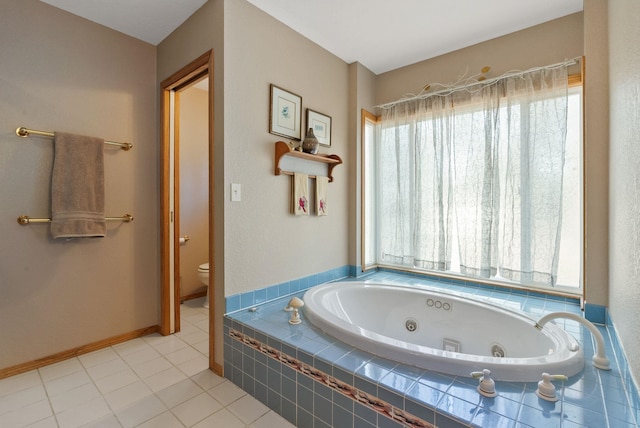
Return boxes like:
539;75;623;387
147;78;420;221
0;0;158;369
609;0;640;391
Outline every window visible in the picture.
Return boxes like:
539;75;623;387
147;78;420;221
363;71;582;293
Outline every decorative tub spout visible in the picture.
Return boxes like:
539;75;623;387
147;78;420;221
534;311;611;371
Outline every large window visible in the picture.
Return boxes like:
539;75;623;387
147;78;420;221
363;68;582;293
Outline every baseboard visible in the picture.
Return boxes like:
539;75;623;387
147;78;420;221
181;290;207;302
212;360;223;376
0;325;160;380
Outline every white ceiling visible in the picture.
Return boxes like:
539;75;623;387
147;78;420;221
41;0;583;74
40;0;208;46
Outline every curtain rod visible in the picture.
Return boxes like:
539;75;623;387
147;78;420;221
376;57;581;110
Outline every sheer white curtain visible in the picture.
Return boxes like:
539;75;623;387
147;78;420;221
379;96;454;270
499;67;569;284
377;64;569;286
450;85;502;279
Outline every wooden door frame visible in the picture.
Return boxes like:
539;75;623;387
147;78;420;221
160;50;220;374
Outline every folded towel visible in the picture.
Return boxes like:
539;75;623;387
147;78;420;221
51;131;106;239
316;176;329;216
292;172;309;216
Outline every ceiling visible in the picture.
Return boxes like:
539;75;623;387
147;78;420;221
39;0;208;46
41;0;583;75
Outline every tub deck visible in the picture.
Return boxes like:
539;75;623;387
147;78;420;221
224;271;639;428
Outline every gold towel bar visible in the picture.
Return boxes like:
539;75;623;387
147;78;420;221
17;214;134;225
16;127;133;151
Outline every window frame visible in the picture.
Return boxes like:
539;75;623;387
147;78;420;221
361;109;380;272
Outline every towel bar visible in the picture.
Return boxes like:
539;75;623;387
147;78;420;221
17;214;134;225
16;127;133;151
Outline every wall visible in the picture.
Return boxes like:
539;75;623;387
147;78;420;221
1;0;620;381
373;13;611;300
583;0;610;308
159;0;350;296
179;87;209;298
222;0;350;294
608;0;640;390
348;62;378;270
158;0;350;366
0;0;158;370
157;0;225;367
375;13;584;105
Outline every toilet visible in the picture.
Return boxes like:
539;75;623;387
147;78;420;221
197;262;209;308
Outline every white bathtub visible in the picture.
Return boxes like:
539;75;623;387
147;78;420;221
302;281;584;382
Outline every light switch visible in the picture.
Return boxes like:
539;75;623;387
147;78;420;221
231;183;241;202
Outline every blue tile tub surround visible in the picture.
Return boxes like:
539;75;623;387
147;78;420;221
584;303;607;325
224;271;640;428
225;266;351;313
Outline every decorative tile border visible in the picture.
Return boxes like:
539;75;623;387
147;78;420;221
229;328;434;428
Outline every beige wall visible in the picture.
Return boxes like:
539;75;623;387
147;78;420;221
158;0;350;365
159;0;350;297
348;62;378;269
222;0;350;294
179;87;209;298
609;0;640;388
157;0;225;366
0;0;158;369
3;0;633;381
376;13;584;106
372;13;614;303
583;0;610;307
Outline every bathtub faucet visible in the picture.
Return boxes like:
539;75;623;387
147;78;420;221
534;311;610;371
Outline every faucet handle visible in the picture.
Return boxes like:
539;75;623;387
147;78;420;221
287;297;305;325
470;369;497;398
536;372;566;402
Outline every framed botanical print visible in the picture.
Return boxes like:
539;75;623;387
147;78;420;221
306;108;332;147
269;84;302;140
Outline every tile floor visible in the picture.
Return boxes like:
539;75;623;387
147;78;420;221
0;298;296;428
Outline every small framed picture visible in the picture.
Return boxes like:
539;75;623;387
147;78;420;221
306;109;332;147
270;84;302;140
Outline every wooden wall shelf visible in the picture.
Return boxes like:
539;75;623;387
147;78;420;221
274;141;342;182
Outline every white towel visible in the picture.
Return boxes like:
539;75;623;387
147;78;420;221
51;131;106;239
316;176;329;216
292;172;310;216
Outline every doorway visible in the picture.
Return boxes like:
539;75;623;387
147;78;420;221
160;51;220;374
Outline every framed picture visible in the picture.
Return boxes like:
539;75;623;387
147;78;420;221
306;109;332;147
270;84;302;140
